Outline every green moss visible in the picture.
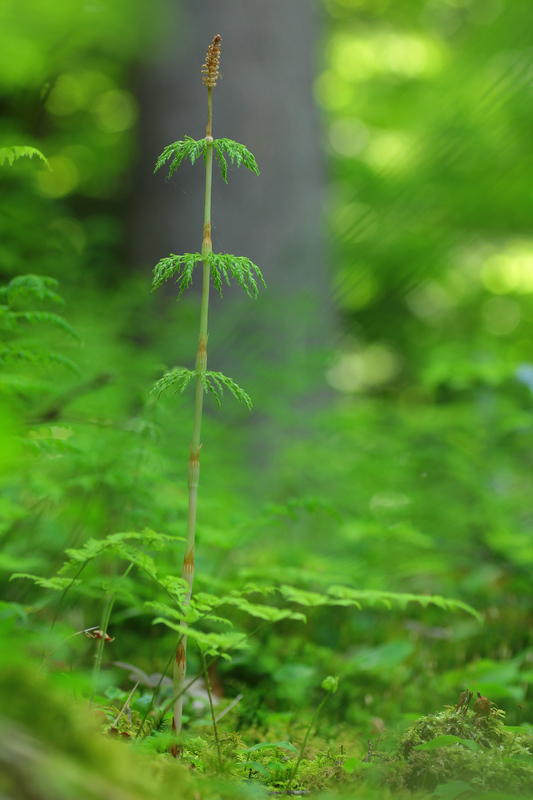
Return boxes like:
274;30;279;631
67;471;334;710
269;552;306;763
371;705;533;796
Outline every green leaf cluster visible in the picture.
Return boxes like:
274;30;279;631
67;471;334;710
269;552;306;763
154;136;259;183
278;584;481;622
0;275;80;379
0;146;49;168
152;367;252;410
152;252;265;299
201;371;252;411
150;367;195;398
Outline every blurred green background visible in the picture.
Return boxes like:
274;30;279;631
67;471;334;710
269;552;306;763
1;0;533;766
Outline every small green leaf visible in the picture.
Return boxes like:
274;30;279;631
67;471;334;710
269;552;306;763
237;741;298;755
0;146;50;168
414;735;478;754
433;780;474;799
504;754;533;765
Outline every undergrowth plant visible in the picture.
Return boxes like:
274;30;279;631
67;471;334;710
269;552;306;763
150;34;266;753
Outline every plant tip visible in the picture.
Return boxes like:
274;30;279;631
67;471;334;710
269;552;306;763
202;34;222;88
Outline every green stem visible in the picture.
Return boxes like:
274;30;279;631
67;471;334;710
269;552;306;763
199;645;222;771
171;87;214;756
287;688;333;792
91;561;134;703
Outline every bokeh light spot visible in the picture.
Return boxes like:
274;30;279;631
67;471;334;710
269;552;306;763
314;71;354;111
364;131;414;173
36;156;78;197
92;90;138;132
326;342;401;392
482;244;533;294
483;296;521;336
328;118;369;157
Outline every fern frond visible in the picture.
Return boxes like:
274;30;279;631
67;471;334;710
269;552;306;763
151;367;195;398
0;146;50;169
10;573;79;591
153;618;249;656
57;532;182;579
14;311;80;340
152;253;201;293
278;584;482;623
201;371;252;411
0;347;80;375
212;139;259;183
0;274;63;305
154;137;207;178
0;305;17;332
209;254;266;298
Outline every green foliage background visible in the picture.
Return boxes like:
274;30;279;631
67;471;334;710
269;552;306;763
1;0;533;797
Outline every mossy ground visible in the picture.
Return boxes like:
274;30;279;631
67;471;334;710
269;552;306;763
361;704;533;797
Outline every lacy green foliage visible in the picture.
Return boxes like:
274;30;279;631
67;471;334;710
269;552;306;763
279;584;482;622
9;310;79;340
11;530;186;603
154;136;206;177
0;145;49;168
152;252;265;299
151;586;306;659
201;371;252;411
0;347;80;375
212;139;259;183
375;706;533;795
152;368;252;411
0;274;64;306
152;253;198;295
151;367;195;398
209;254;265;299
154;136;259;183
0;274;80;378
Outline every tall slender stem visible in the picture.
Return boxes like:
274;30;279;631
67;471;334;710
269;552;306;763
171;80;216;756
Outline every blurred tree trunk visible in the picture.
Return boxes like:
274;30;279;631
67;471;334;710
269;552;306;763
129;0;334;458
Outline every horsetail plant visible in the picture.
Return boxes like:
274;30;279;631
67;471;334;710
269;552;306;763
151;35;265;756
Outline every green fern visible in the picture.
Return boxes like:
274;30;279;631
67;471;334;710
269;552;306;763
210;254;265;298
151;367;196;398
0;347;80;375
152;252;265;299
152;253;200;293
154;136;259;184
201;371;252;411
12;311;80;340
0;146;49;168
152;367;251;410
212;139;259;183
279;584;482;623
0;274;64;306
154;136;207;178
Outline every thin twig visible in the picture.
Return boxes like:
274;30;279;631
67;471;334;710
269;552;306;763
198;646;222;770
111;681;140;730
